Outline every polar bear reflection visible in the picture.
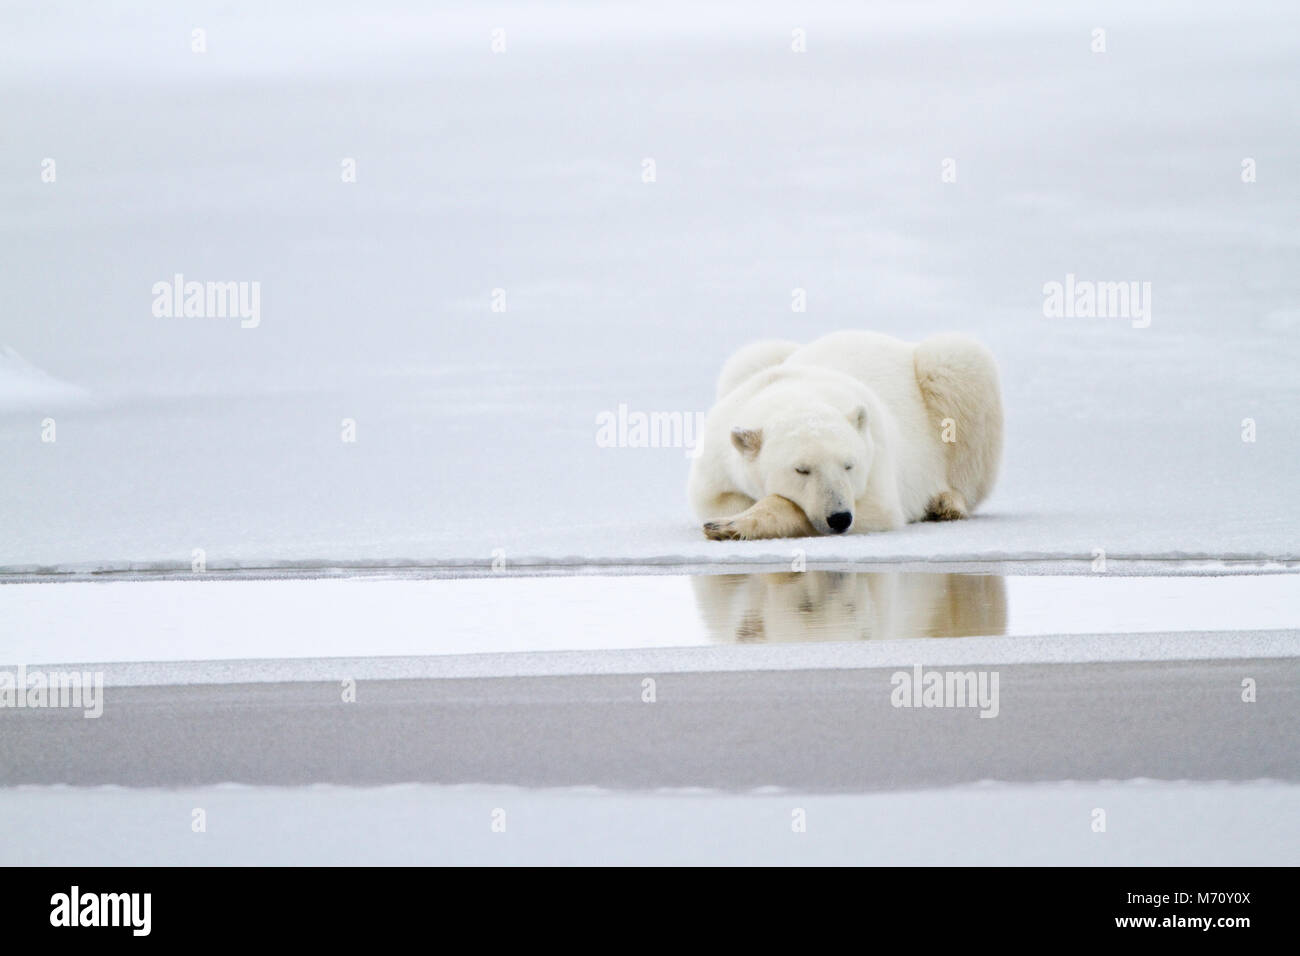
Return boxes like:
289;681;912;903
691;571;1006;644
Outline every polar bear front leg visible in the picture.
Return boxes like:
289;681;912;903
703;495;816;541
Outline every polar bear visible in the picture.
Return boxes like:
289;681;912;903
688;331;1002;539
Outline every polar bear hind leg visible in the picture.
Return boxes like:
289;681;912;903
913;334;1004;517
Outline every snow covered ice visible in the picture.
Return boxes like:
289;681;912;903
2;0;1298;572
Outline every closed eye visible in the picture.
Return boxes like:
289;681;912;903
795;467;810;475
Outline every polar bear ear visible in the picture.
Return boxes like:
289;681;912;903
848;405;869;433
730;427;763;459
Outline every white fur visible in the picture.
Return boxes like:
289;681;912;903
688;331;1003;537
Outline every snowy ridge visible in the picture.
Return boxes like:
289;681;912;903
21;628;1300;686
0;346;88;411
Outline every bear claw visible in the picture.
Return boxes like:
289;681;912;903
703;521;740;541
925;491;969;521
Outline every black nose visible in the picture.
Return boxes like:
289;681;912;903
827;511;852;533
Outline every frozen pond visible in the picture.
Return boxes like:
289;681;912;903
3;570;1298;666
4;568;1297;865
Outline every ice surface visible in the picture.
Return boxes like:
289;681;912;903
2;0;1298;571
2;781;1296;865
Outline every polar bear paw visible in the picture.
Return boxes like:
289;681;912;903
925;491;969;521
702;495;817;540
703;517;753;540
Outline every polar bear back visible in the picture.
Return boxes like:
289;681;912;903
783;332;930;429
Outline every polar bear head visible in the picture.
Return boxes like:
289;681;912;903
731;405;872;534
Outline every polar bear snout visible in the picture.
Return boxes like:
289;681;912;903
826;511;853;534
